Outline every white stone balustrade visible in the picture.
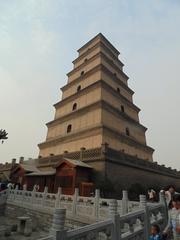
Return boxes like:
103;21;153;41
49;194;168;240
4;188;137;222
0;189;168;239
0;189;8;205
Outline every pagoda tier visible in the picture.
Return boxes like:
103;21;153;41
38;33;154;161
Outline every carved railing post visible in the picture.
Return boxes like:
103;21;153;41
51;208;67;240
21;189;26;205
42;186;48;207
55;187;62;208
23;184;27;191
94;189;100;220
31;188;35;205
140;195;149;239
109;199;120;240
72;188;79;217
14;185;18;201
122;190;128;215
159;191;168;226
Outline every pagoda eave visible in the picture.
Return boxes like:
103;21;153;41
77;33;120;56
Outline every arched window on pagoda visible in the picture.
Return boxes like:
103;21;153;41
72;103;77;111
117;87;120;93
125;127;130;136
77;85;81;92
67;124;72;133
81;71;84;76
121;105;125;113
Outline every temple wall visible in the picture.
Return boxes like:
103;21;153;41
39;133;102;157
74;45;122;71
74;46;101;68
105;160;180;191
78;35;119;58
102;109;146;145
68;57;101;83
56;87;101;119
101;71;133;102
78;37;100;56
47;108;101;140
62;71;101;99
101;87;139;121
68;54;126;84
101;57;127;85
102;131;152;161
100;47;123;70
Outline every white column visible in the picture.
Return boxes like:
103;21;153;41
55;187;62;208
14;185;18;201
72;188;79;217
94;189;100;220
159;191;168;226
42;186;48;207
122;190;128;215
109;199;120;240
31;189;35;205
51;208;67;240
139;195;149;239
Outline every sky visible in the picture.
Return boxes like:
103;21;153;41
0;0;180;169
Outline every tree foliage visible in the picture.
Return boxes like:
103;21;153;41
0;129;8;143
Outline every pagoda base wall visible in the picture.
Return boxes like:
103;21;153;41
105;160;180;196
36;146;180;199
86;156;180;199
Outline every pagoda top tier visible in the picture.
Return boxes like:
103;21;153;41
77;33;120;58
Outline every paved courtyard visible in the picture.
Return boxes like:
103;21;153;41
0;216;49;240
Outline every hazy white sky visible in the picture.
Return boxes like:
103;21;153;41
0;0;180;169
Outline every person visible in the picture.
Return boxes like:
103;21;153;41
149;224;161;240
7;182;13;190
33;184;40;192
0;182;7;191
165;185;176;208
148;189;157;202
163;194;180;239
23;183;27;191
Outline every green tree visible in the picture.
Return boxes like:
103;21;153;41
128;183;146;201
95;177;115;198
0;129;8;143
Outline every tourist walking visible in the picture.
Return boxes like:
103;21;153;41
163;194;180;240
33;184;40;192
165;186;176;208
7;182;13;189
148;189;157;202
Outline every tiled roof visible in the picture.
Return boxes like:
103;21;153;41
20;164;39;173
25;169;56;176
59;158;92;168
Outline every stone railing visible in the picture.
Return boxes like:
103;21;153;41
0;188;168;239
49;192;168;240
0;189;8;205
5;187;140;223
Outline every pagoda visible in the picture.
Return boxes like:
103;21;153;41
7;34;180;195
4;34;180;195
38;33;154;162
